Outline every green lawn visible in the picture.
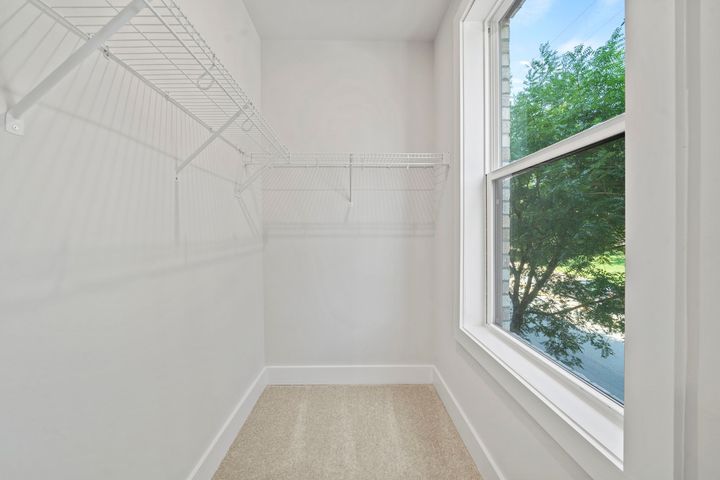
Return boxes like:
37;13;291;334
555;253;625;276
592;254;625;275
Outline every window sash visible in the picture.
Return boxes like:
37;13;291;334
483;2;627;404
484;121;626;362
487;114;626;181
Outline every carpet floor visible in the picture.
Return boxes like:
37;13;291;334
212;384;482;480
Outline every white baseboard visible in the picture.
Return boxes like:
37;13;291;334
265;364;435;385
186;368;268;480
432;367;505;480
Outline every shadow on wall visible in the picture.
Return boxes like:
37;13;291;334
0;0;261;312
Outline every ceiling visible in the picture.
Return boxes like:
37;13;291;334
242;0;452;41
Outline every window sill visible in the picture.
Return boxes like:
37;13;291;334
456;322;624;478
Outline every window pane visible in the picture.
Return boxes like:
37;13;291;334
500;0;625;165
494;137;625;403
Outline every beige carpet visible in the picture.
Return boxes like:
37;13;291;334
212;385;482;480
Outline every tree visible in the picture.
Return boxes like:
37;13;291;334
505;27;625;369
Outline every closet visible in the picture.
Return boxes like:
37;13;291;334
1;0;457;478
3;0;717;479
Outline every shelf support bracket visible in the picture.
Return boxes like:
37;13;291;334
174;175;180;245
176;108;245;174
3;0;150;135
235;162;273;196
348;154;353;205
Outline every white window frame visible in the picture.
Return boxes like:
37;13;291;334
456;0;626;476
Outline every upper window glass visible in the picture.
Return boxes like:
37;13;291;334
499;0;625;165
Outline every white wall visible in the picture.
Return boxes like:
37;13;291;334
262;40;434;153
261;40;436;366
684;1;720;478
0;1;264;478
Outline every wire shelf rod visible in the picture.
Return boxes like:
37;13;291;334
245;163;448;169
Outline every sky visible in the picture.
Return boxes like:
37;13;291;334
508;0;625;95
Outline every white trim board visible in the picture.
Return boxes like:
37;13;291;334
432;367;505;480
186;368;268;480
265;364;435;385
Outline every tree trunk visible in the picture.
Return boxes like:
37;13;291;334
509;305;525;334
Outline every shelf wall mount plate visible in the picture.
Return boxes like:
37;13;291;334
2;0;150;136
5;112;24;136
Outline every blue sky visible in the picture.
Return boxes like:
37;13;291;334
508;0;625;94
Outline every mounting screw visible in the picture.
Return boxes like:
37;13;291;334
5;112;24;135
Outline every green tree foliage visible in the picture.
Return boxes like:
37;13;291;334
506;27;625;369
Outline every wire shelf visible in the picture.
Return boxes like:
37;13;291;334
4;0;450;230
246;152;447;168
19;0;288;166
249;153;450;230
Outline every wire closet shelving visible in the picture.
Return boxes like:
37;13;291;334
3;0;449;215
4;0;288;175
254;153;449;229
242;153;449;201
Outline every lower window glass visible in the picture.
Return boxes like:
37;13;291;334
493;136;625;403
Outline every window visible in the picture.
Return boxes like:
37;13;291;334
489;0;626;404
458;0;627;464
